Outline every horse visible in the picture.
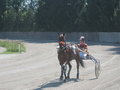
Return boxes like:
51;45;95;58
57;41;85;82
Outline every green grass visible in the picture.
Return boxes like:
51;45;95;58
0;40;26;54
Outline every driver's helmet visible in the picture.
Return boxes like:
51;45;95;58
80;36;85;41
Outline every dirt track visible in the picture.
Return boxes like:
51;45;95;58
0;40;120;90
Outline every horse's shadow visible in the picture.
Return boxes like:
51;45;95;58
34;77;97;90
34;78;80;90
89;77;97;80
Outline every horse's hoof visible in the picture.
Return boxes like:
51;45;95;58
75;79;80;82
60;77;63;80
64;79;67;82
66;76;70;79
60;78;63;81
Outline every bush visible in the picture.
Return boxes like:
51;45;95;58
0;40;26;53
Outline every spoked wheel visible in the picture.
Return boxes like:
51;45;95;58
95;60;101;79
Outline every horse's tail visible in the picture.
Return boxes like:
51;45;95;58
79;59;85;68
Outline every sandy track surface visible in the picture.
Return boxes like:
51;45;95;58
0;40;120;90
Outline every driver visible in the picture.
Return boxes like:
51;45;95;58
78;36;88;52
77;36;89;59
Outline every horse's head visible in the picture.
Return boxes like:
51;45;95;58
58;33;65;42
58;33;65;37
58;33;66;51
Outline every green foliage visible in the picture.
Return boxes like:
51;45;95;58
0;0;120;32
0;0;6;30
32;0;120;32
0;40;26;53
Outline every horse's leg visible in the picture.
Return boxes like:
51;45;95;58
76;59;80;79
60;65;63;80
60;64;67;82
67;62;72;79
62;64;67;82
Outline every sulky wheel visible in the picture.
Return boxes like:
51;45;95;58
95;60;101;79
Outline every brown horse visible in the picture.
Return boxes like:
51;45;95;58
57;42;85;82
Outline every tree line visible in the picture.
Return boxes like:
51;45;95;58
0;0;120;32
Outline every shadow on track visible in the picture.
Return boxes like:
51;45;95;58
34;78;81;90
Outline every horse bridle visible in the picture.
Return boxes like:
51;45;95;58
59;43;66;51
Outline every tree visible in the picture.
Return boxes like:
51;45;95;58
36;0;87;32
0;0;6;30
0;0;120;32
